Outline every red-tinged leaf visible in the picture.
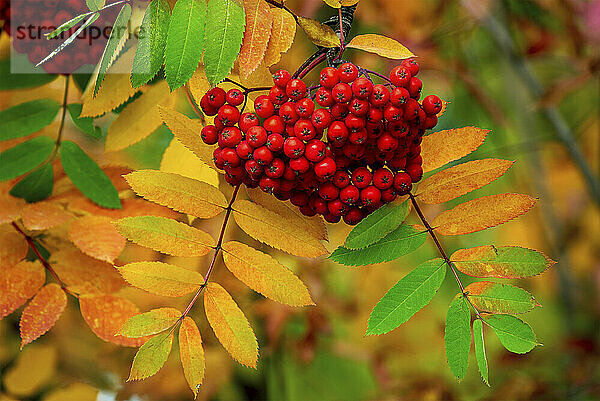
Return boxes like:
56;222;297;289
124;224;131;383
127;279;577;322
20;284;67;348
263;8;296;66
204;282;258;368
416;159;514;204
179;316;205;398
464;281;538;314
420;127;490;173
239;0;273;77
128;331;174;381
433;193;537;236
68;215;126;263
21;201;72;231
0;261;45;319
79;294;146;347
0;229;29;268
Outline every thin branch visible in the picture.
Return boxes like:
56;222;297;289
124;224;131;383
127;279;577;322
181;185;241;319
11;222;77;298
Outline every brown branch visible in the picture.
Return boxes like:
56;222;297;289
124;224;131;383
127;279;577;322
11;222;77;298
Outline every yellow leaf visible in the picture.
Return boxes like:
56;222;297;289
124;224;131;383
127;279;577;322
160;138;219;187
105;80;172;151
204;282;258;368
0;261;45;319
416;159;515;204
20;284;67;348
117;261;204;297
128;331;174;381
346;34;414;59
21;201;72;230
125;170;227;218
0;191;26;224
119;307;181;338
341;0;359;4
420;127;490;173
188;65;211;105
232;199;328;258
297;16;341;48
0;229;28;268
158;106;218;170
79;294;146;347
239;0;273;78
322;0;341;7
114;215;216;257
237;63;273;103
179;316;205;398
42;383;99;401
80;47;137;118
68;215;126;263
263;8;296;66
432;193;537;236
2;345;56;397
246;187;328;241
222;241;314;306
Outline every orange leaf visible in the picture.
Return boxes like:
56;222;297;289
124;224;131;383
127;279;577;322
432;193;537;236
0;261;45;319
263;8;296;66
51;247;124;294
416;159;514;204
79;294;146;347
0;191;26;224
420;127;489;173
125;170;227;219
179;316;205;398
117;261;204;297
239;0;273;77
20;284;67;348
68;215;126;263
222;241;314;306
204;282;258;368
65;196;178;220
21;201;72;230
232;199;328;258
0;228;28;268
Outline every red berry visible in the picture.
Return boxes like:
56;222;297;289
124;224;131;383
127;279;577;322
360;186;381;205
201;125;218;145
344;115;365;131
373;168;394;190
289;156;310;173
352;167;372;189
424;115;438;129
235;140;253;159
325;213;341;223
315;88;335;107
266;133;284;152
314;157;336;179
300;205;317;216
401;58;419;76
269;85;288;105
319;66;339;88
264;115;285;135
318;182;339;201
311;108;332;131
381;188;397;203
245;159;263;177
422;95;442;115
221;147;241;167
390;87;410;106
328;199;348;217
408;77;422;99
254;95;275;118
330;103;349;119
226;88;244;106
333;171;350;188
305;139;326;162
338;62;359;83
311;196;329;215
404;98;420;120
405;163;423;183
265;158;285;178
349;129;367;145
393;172;412;195
218;126;242;147
213;148;225;169
217;105;240;126
343;143;365;160
340;185;359;204
206;87;226;108
259;177;280;194
246;126;267;147
384;104;403;122
389;66;411;87
349;98;369;116
200;96;218;116
332;82;352;103
295;98;315;119
283;137;305;159
377;133;398;152
367;107;384;124
351;77;373;99
343;208;363;225
273;69;291;87
278;102;298;125
294;119;317;141
370;84;390;107
253;146;273;165
290;191;309;207
389;121;409;138
239;112;259;132
286;79;307;101
327;121;349;146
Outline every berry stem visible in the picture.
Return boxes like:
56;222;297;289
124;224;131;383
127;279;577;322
361;68;392;83
180;185;240;319
11;222;78;298
296;52;328;80
408;192;483;318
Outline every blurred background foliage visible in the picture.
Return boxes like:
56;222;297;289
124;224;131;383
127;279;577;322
1;0;599;400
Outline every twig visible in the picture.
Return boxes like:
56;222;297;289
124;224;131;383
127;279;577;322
11;222;77;298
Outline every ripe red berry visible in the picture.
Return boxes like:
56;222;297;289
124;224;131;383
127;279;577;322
370;84;390;107
407;77;422;99
305;139;326;162
393;172;412;195
423;115;438;129
344;115;365;131
422;95;442;115
265;158;285;178
300;205;317;217
294;119;317;141
259;177;280;194
283;137;305;159
235;140;253;159
330;103;349;119
217;105;240;126
286;79;307;101
349;129;367;145
201;125;218;145
349;98;369;116
340;185;359;204
264;115;285;135
254;95;275;118
319;182;339;201
373;168;394;190
343;143;365;160
314;157;336;179
290;191;309;207
327;121;349;146
381;188;397;203
206;87;226;108
389;121;409;138
311;196;329;215
377;133;398;152
338;62;359;83
226;88;244;106
328;199;348;217
273;69;291;87
246;126;267;147
315;88;335;107
401;58;419;76
200;96;218;116
405;163;423;183
390;87;410;106
333;170;350;188
253;146;273;165
332;82;352;103
213;148;225;169
221;147;241;167
343;208;363;225
269;85;288;105
311;108;332;131
352;77;373;99
239;112;259;132
245;159;263;177
319;66;339;88
295;98;315;118
352;167;372;189
360;185;381;205
367;107;384;124
278;102;298;125
218;126;242;147
325;213;341;223
266;133;284;152
383;104;403;122
404;98;420;121
389;65;411;87
289;156;310;173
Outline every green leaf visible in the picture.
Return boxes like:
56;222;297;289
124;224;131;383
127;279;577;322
10;164;54;202
45;12;91;39
59;140;121;209
86;0;106;11
484;314;538;354
0;99;61;141
93;4;132;96
0;136;54;181
164;0;206;91
204;0;246;86
445;294;471;382
465;281;538;314
472;319;489;386
128;331;174;381
118;307;181;338
67;103;102;139
329;225;427;266
132;0;171;88
345;201;409;249
0;58;58;90
450;245;555;278
366;258;446;335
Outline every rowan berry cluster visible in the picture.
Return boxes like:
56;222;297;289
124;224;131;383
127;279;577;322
200;60;442;225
